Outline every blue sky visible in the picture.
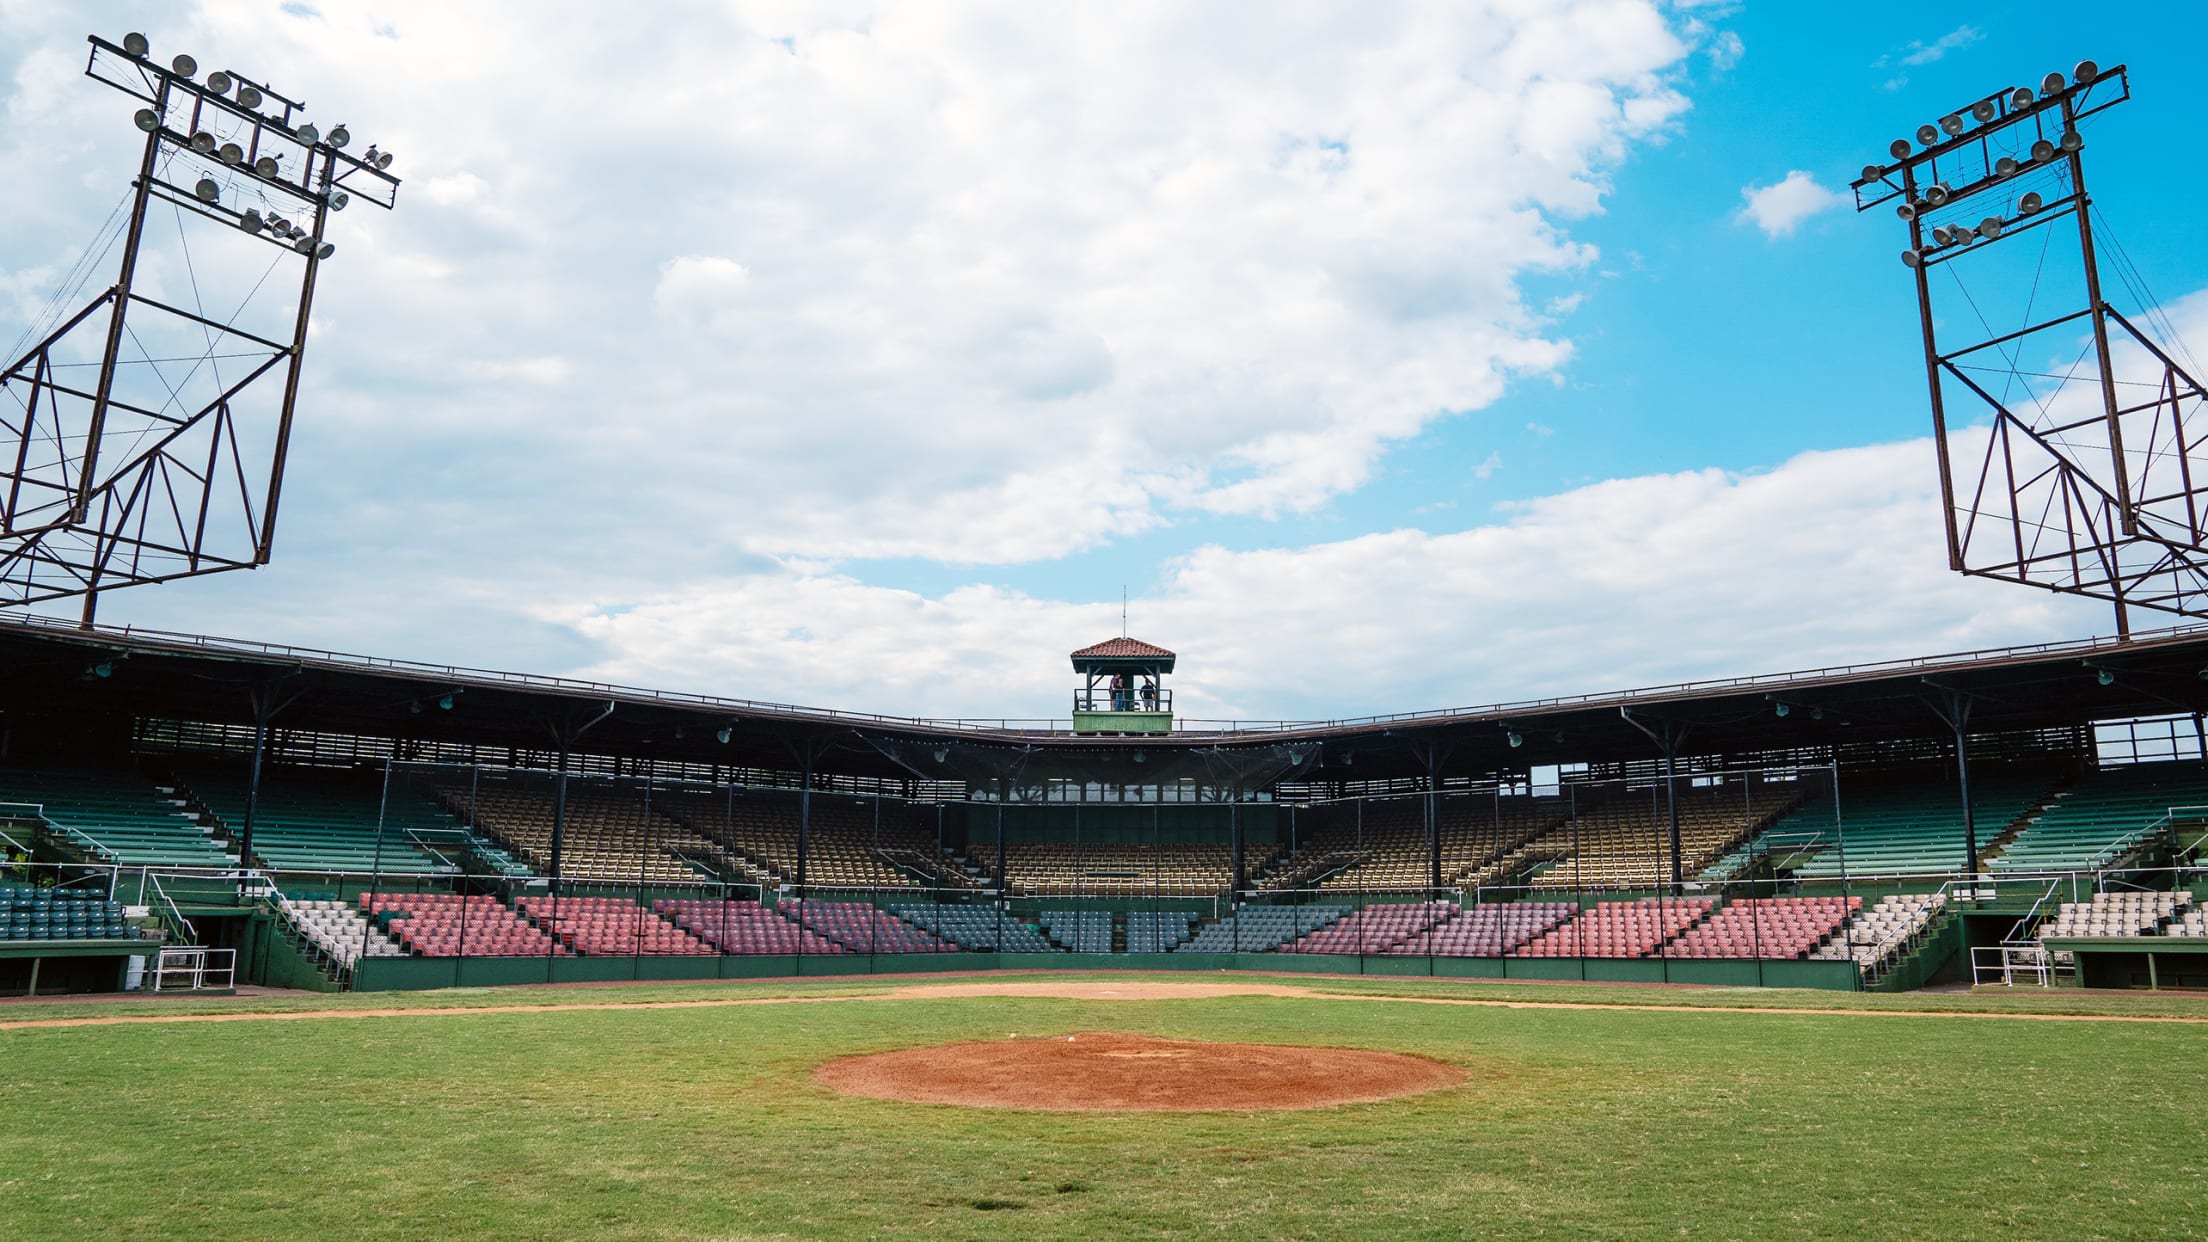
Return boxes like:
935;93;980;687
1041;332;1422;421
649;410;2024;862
3;2;2200;721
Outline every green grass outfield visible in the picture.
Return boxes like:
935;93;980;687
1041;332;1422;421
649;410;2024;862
3;972;2204;1240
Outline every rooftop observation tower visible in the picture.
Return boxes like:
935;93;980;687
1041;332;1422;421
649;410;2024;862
1070;637;1175;735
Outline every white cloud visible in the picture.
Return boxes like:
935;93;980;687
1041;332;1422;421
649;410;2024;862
1;1;1708;571
549;433;2103;722
1734;170;1848;238
1899;25;1982;68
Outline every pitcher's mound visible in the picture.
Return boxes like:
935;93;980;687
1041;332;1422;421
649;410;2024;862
815;1031;1465;1112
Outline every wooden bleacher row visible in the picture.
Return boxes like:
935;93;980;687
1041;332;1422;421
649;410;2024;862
979;842;1281;897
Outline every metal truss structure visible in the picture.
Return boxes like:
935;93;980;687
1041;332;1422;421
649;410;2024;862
1855;60;2208;634
0;33;399;623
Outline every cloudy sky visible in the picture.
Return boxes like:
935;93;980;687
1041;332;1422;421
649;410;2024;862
4;1;2203;723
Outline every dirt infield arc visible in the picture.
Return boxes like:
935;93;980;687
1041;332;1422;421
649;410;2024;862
815;1031;1468;1111
5;977;2207;1030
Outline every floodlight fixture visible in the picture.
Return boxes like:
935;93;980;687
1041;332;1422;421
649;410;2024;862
235;84;262;109
132;108;157;132
1506;730;1524;749
2042;70;2067;95
1862;163;1883;182
218;141;242;164
2010;86;2035;108
1925;183;1950;205
1978;217;2004;240
1889;138;1911;159
292;235;314;254
2032;137;2057;162
1901;248;1924;268
1972;99;1998;122
170;53;196;78
240;210;264;234
254;155;278;176
315;242;334;260
2060;130;2084;153
437;693;454;710
121;31;148;57
294;121;319;144
327;190;349;210
2020;190;2044;213
191;130;215;152
327;125;349;148
1939;113;1966;136
1994;156;2019;177
1896;201;1917;221
2075;59;2100;83
1916;122;1940;146
193;177;219;202
205;70;232;95
374;151;393;170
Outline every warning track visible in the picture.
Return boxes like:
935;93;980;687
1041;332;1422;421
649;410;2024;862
3;977;2204;1030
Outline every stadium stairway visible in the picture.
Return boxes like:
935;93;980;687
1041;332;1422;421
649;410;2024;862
0;765;236;868
1990;762;2208;875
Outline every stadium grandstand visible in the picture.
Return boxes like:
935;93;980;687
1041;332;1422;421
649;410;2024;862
3;613;2207;997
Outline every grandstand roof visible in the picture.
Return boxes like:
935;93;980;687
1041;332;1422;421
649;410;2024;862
5;613;2208;786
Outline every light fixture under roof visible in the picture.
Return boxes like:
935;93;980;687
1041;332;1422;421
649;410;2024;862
236;84;262;109
170;53;196;78
132;108;158;133
205;70;232;95
194;177;219;203
2074;59;2100;84
1506;730;1524;749
122;32;149;57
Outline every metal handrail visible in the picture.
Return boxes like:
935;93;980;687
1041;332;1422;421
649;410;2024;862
144;871;197;944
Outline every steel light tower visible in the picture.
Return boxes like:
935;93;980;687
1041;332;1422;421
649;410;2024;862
0;32;400;624
1855;60;2208;635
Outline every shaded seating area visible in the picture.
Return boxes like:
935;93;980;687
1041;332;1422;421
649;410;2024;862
1784;770;2054;879
361;892;568;957
659;788;951;891
1385;901;1575;957
1511;783;1800;891
1125;910;1196;952
1281;901;1454;955
1039;909;1113;952
890;904;1057;951
1184;905;1345;952
1992;763;2208;874
1666;896;1860;960
1;884;136;941
0;766;234;867
654;898;845;954
186;767;454;874
518;895;713;955
445;784;720;884
778;900;950;953
278;895;404;965
1512;897;1716;958
992;842;1264;898
1266;794;1564;894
